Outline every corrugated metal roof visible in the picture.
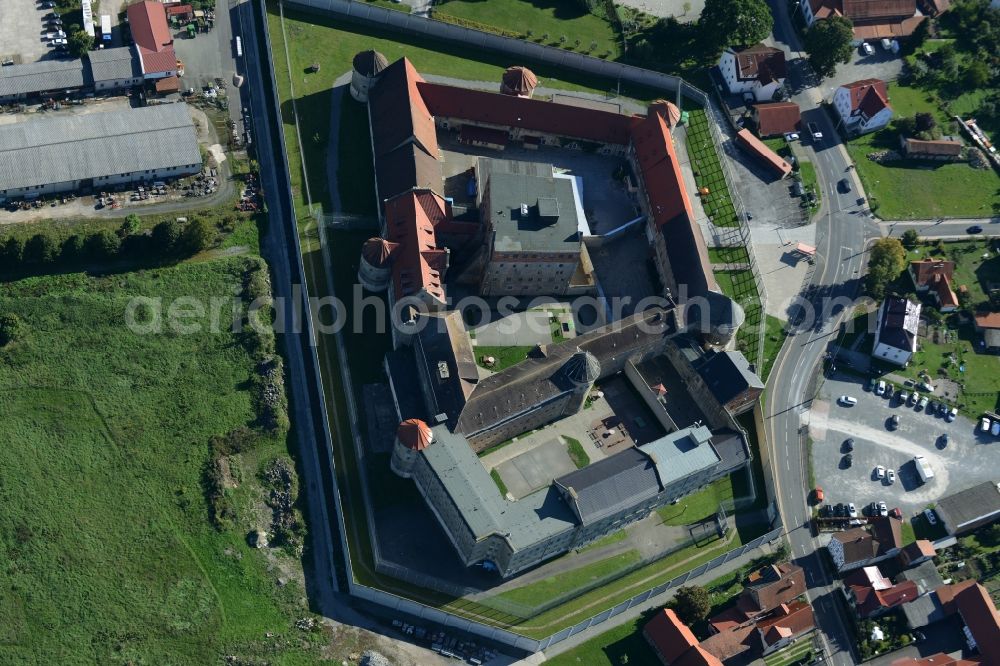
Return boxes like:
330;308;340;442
0;104;201;192
640;425;721;487
88;47;142;82
0;59;87;99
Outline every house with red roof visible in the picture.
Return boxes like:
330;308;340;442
844;566;919;618
833;79;893;136
126;1;178;82
754;101;801;137
973;311;1000;353
799;0;926;41
644;608;724;666
717;44;787;102
909;259;959;312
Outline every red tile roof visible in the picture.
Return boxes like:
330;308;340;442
501;66;538;95
165;4;193;16
852;14;926;39
974;312;1000;330
809;0;845;18
384;190;450;304
733;44;787;83
844;0;916;19
935;579;978;614
673;646;724;666
891;654;983;665
955;583;1000;664
630;107;694;228
397;418;433;450
126;1;177;75
846;569;919;617
416;80;640;146
910;259;955;287
747;563;807;614
699;622;756;662
842;79;890;114
736;128;793;177
755;601;815;646
644;608;699;664
904;137;963;156
755;102;801;137
362;237;399;268
899;539;936;566
370;58;439;162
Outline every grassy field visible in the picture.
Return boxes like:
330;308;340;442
473;345;534;370
495;550;643;607
846;83;1000;220
434;0;620;58
544;614;657;665
657;476;734;526
761;315;789;382
708;245;751;265
685;110;740;228
0;257;316;664
491;468;510;495
565;435;590;468
714;269;765;368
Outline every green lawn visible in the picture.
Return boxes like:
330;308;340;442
0;258;315;663
761;314;789;382
708;245;750;265
846;83;1000;220
565;435;591;468
495;550;643;608
898;330;1000;416
901;520;916;546
685;109;740;227
714;270;765;368
491;468;510;495
657;476;734;526
798;160;820;207
764;639;814;666
544;615;658;666
434;0;620;58
474;345;534;371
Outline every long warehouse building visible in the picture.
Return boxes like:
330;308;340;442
0;103;202;201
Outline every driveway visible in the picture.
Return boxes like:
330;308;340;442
814;46;905;102
810;372;1000;516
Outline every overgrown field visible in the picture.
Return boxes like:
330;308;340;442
0;257;317;664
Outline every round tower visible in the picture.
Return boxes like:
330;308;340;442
685;290;746;348
350;50;389;103
391;418;433;478
561;349;601;414
500;66;538;98
650;99;682;130
358;237;398;292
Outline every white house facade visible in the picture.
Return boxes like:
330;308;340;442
834;79;894;135
718;44;787;102
872;296;920;366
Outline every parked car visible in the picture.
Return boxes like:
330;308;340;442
844;453;853;467
898;390;909;404
881;38;893;50
927;400;937;414
45;11;60;19
918;381;934;392
938;402;948;417
878;501;888;517
889;414;900;430
890;507;902;519
49;37;66;46
887;469;896;484
861;42;874;56
839;395;858;406
875;465;886;480
40;1;56;7
917;396;929;411
866;378;875;391
981;417;992;432
947;407;958;422
784;132;800;142
814;486;825;503
908;392;919;406
838;178;852;193
808;122;823;141
848;503;858;518
924;508;938;525
46;18;63;27
993;421;1000;436
834;502;846;517
968;225;984;234
844;438;855;452
876;380;886;396
939;433;949;447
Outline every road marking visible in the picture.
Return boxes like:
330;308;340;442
785;458;790;471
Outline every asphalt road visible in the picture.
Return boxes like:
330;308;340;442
765;1;882;663
881;218;1000;239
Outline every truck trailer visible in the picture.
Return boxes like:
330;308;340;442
914;455;935;483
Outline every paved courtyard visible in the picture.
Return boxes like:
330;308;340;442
810;372;1000;517
1;0;60;64
495;437;576;499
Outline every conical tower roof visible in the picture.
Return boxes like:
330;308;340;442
562;349;600;386
353;50;389;77
397;418;433;450
651;99;682;128
502;66;538;95
361;237;398;268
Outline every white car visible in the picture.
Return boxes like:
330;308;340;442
848;503;858;518
875;465;886;480
946;407;958;422
887;469;896;484
876;380;886;396
839;395;858;406
46;31;66;40
808;122;823;140
784;132;800;142
881;38;893;50
861;42;874;56
982;417;992;432
50;37;67;46
878;501;888;517
924;508;938;525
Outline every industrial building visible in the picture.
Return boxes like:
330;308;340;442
0;60;87;104
0;104;201;201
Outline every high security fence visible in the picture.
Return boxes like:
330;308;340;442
264;0;775;652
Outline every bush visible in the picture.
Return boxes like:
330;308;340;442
60;235;85;262
152;219;183;253
0;313;27;346
23;234;58;265
85;230;121;261
180;218;215;254
0;237;24;264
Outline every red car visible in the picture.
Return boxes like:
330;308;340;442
813;487;825;503
890;507;902;520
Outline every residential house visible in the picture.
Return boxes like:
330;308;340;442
833;79;893;136
826;517;903;572
872;296;921;366
644;608;724;666
898;540;936;568
709;562;807;630
890;654;982;665
900;136;964;160
844;566;919;617
718;44;787;102
973;312;1000;353
953;583;1000;663
754;101;801;137
755;601;815;655
935;481;1000;536
126;1;178;82
909;259;959;312
694;350;766;417
799;0;926;41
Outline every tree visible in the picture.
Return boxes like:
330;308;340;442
67;25;93;59
152;219;183;254
119;214;141;238
981;523;1000;547
901;229;920;250
179;218;215;255
673;585;711;625
0;236;25;266
965;60;990;88
915;112;936;132
866;237;907;298
85;230;121;261
23;234;57;265
0;313;27;347
699;0;773;53
60;234;85;262
804;17;855;79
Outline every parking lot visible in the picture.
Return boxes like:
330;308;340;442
815;43;904;101
810;372;1000;517
1;0;63;64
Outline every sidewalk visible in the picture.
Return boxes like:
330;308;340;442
538;540;780;659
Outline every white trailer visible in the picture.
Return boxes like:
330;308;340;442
914;455;935;483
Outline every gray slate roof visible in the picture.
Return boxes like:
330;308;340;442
935;481;1000;534
0;104;201;192
88;47;142;82
640;425;720;487
0;59;86;99
695;350;764;406
556;447;662;525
